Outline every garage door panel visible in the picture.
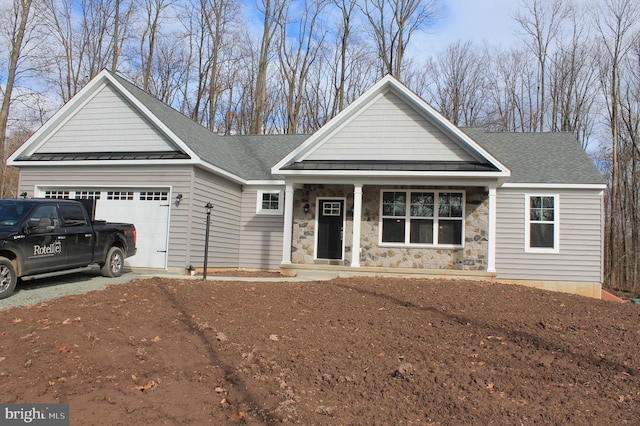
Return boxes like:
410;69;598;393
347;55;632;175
44;188;170;269
95;190;169;269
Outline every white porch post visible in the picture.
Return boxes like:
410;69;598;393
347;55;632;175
282;183;295;264
487;185;497;273
351;184;363;267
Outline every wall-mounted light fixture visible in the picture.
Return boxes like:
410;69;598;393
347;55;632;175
174;193;183;206
304;203;310;213
20;192;28;199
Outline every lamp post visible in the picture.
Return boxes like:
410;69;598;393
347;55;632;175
203;202;213;281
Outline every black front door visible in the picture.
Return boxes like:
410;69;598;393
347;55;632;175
317;200;344;260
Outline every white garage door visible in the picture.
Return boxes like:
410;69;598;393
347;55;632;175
43;189;170;269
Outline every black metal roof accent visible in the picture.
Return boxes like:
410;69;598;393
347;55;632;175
16;151;191;161
281;160;499;172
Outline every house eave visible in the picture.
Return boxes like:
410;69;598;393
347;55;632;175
9;158;199;167
501;183;607;190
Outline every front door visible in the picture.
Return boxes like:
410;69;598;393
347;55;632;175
316;199;344;260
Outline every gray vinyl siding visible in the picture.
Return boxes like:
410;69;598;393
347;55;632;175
190;167;241;269
307;90;476;162
238;188;285;270
17;164;193;269
495;188;603;282
40;84;174;153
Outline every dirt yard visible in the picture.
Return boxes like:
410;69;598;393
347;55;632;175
1;276;639;425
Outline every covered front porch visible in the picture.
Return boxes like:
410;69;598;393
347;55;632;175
280;182;498;275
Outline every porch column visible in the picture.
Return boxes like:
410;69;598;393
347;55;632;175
487;185;497;273
281;183;295;265
351;184;363;267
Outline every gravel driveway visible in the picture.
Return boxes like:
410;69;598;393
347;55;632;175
0;267;161;310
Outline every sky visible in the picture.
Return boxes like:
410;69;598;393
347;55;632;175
423;0;521;54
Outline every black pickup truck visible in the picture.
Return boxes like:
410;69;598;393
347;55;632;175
0;198;137;299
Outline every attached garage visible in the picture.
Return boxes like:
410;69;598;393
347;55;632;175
9;70;301;273
37;188;171;269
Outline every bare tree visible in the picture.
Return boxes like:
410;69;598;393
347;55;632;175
278;0;327;134
250;0;286;134
515;0;572;131
112;0;136;73
421;40;489;127
0;0;33;197
140;0;174;92
483;47;539;132
183;0;239;129
331;0;356;114
593;0;640;290
359;0;437;80
547;8;598;149
40;0;86;102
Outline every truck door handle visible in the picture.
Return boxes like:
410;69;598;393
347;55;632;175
57;236;66;240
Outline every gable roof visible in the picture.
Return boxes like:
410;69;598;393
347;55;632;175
272;75;510;178
9;71;603;188
9;70;307;183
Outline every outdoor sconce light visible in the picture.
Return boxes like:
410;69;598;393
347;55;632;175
304;203;310;213
20;192;27;199
174;193;183;206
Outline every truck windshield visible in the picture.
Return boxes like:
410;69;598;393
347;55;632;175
0;201;30;226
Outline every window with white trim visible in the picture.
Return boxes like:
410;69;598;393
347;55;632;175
526;195;558;252
380;190;464;246
256;190;283;215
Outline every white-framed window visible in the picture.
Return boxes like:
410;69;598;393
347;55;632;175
322;202;341;216
525;194;559;252
256;190;283;215
380;190;465;247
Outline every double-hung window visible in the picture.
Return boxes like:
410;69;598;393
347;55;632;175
381;190;464;246
256;190;283;215
526;195;558;252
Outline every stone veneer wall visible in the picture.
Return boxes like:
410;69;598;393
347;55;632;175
292;184;354;265
291;184;489;271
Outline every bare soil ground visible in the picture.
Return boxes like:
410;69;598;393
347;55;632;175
1;276;639;425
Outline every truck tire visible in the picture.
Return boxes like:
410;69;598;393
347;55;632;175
0;257;18;299
101;247;124;278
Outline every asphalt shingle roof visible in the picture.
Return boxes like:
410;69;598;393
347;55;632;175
462;128;605;185
112;73;309;181
112;72;604;186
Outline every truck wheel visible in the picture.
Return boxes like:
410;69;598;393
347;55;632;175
102;247;124;278
0;257;18;299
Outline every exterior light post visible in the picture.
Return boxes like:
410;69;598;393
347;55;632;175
203;202;213;281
